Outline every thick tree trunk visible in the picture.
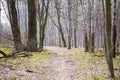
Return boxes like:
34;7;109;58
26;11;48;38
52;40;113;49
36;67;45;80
105;0;115;78
27;0;37;51
7;0;22;51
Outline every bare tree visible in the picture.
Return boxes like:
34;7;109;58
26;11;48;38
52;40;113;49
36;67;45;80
54;0;67;47
37;0;49;52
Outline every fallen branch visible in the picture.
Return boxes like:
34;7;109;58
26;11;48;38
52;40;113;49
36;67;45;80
0;50;33;59
0;50;7;57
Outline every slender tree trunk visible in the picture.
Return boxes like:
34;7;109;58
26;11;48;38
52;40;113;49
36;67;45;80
59;32;62;47
68;0;72;49
54;0;67;47
88;0;92;52
85;33;89;52
102;0;107;53
113;0;117;58
80;1;89;52
74;27;77;48
27;0;37;51
60;29;67;47
73;0;78;48
88;0;94;53
105;0;115;78
39;0;49;52
91;32;94;53
7;0;22;51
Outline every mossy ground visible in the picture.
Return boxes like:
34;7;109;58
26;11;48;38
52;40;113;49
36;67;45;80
0;45;51;65
61;47;120;80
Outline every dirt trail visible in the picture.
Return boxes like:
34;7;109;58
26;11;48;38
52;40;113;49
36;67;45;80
45;46;78;80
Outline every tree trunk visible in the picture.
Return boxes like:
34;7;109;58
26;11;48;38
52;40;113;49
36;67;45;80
105;0;115;78
101;0;107;53
68;0;72;49
38;0;49;52
85;33;89;52
7;0;22;51
113;0;117;58
91;32;94;53
55;0;67;47
59;29;67;47
27;0;37;51
74;27;77;48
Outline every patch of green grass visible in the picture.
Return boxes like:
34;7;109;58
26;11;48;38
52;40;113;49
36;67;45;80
62;47;85;55
89;76;105;80
31;49;50;60
64;48;105;60
0;48;51;64
0;47;10;54
0;45;14;57
113;56;120;67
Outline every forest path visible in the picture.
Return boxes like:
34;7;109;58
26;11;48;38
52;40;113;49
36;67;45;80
45;46;79;80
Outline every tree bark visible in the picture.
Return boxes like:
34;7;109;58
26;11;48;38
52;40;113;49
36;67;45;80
38;0;49;52
113;0;117;58
7;0;22;51
68;0;72;49
27;0;37;51
105;0;115;78
91;32;94;53
85;33;89;52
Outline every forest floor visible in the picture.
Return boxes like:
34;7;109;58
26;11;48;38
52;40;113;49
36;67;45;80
0;46;120;80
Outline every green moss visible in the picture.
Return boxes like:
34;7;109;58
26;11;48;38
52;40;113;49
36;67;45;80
61;47;105;61
89;76;105;80
0;45;14;57
31;50;50;60
0;47;10;54
0;48;50;65
113;56;120;66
